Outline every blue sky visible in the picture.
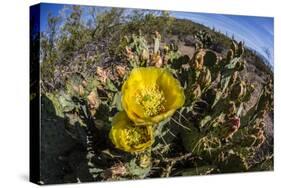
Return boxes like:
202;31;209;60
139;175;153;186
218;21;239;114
40;3;64;31
171;12;274;65
39;3;274;65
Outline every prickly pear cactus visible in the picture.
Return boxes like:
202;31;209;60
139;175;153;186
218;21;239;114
54;32;273;181
194;30;213;49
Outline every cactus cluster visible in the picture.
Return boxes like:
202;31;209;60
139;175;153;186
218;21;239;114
194;30;213;49
52;31;273;181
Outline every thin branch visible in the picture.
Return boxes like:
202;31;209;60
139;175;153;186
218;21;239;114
171;117;191;131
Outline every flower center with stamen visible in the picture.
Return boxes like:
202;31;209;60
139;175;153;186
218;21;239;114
124;127;149;147
136;85;166;117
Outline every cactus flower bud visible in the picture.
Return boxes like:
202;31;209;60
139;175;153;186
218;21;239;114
243;83;255;102
141;49;150;61
226;49;234;62
198;67;212;89
256;131;266;146
102;163;127;179
190;84;202;100
227;101;237;115
224;116;240;139
155;31;161;39
190;50;205;71
235;60;246;71
82;80;87;87
229;71;238;87
96;66;108;84
78;85;85;96
138;154;151;168
251;129;265;148
72;85;79;94
116;65;127;78
230;41;238;54
87;91;100;109
229;116;240;130
125;46;134;60
230;81;247;100
249;83;255;92
257;121;266;130
151;52;163;68
237;41;244;57
110;163;127;177
72;84;85;97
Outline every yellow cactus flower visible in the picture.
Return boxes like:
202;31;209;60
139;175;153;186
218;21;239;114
109;111;154;153
121;67;185;125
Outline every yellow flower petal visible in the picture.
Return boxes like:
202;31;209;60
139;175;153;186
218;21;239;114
121;67;185;125
157;69;185;109
109;112;154;153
